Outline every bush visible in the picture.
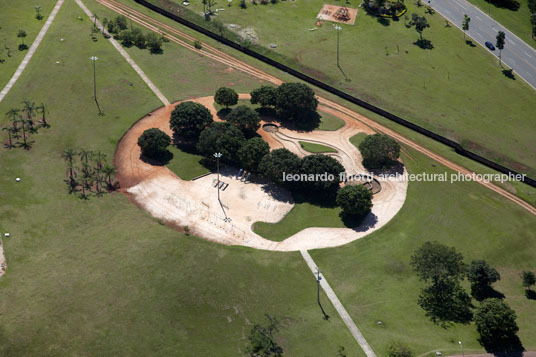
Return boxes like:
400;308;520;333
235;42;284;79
146;32;163;54
194;40;202;49
225;105;261;137
170;102;213;143
259;148;301;187
388;341;414;357
118;30;135;47
275;82;318;123
197;122;245;164
115;15;128;31
336;184;373;217
358;134;400;169
214;87;238;108
250;85;277;107
137;128;171;159
131;28;146;48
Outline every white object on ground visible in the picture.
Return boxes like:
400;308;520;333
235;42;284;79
4;233;9;238
15;178;21;182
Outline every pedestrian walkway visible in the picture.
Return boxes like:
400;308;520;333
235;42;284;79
300;250;377;357
75;0;170;106
0;0;65;103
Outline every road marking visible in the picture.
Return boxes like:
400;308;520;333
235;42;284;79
476;15;483;21
75;0;170;106
300;250;377;357
525;51;533;58
0;0;65;103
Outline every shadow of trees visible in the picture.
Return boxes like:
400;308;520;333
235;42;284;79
414;39;434;50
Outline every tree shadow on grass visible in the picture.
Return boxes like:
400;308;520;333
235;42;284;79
278;111;321;132
377;17;390;26
340;211;378;230
140;150;173;166
465;39;477;47
472;285;506;301
525;290;536;300
414;39;434;50
482;336;524;356
502;68;516;80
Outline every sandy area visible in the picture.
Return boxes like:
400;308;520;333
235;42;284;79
0;239;6;277
115;95;408;251
317;4;358;25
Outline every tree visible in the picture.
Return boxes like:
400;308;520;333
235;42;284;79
274;83;318;123
250;86;277;107
5;108;21;141
2;126;15;148
137;128;171;159
22;100;37;133
336;184;373;217
467;260;501;300
299;154;345;195
16;116;30;149
529;0;536;14
408;13;429;41
358;134;400;169
197;122;245;164
410;242;466;283
115;15;128;31
418;278;473;326
531;14;536;40
226;105;261;137
214;87;238;108
259;148;302;187
388;342;414;357
34;6;43;20
496;31;505;66
522;271;536;290
462;14;470;40
37;103;49;128
131;28;146;49
119;30;135;47
245;314;283;357
238;137;270;172
146;32;163;54
170;101;213;142
474;299;520;352
61;148;78;185
102;164;117;189
17;29;27;49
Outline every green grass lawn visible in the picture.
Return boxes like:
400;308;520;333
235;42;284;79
253;201;344;241
166;145;209;180
317;109;345;131
165;0;536;176
310;145;536;356
0;1;363;355
465;0;536;50
0;0;57;89
350;132;368;148
299;141;337;153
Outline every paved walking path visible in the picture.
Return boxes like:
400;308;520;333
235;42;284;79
0;0;65;103
300;250;377;357
75;0;170;106
429;0;536;91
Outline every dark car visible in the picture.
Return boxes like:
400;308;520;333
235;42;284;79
485;41;496;50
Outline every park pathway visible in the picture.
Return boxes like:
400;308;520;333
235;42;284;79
301;250;377;357
75;0;170;106
0;0;65;103
429;0;536;91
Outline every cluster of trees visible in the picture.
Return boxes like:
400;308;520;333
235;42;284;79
2;101;50;150
61;148;117;199
103;15;166;54
411;242;523;352
364;0;407;17
358;133;400;169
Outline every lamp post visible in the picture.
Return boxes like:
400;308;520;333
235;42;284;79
213;152;222;201
90;56;102;116
458;341;464;357
334;25;342;67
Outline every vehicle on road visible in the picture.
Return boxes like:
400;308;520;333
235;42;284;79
485;41;496;50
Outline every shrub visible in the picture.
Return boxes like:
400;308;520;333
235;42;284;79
146;32;163;54
388;341;414;357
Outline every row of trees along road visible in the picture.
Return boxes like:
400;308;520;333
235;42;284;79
411;241;526;352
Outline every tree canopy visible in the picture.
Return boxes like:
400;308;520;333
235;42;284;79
238;137;270;172
274;83;318;123
196;122;245;163
409;13;430;40
410;241;466;283
225;105;261;137
358;134;400;169
388;342;414;357
522;271;536;290
214;87;238;108
299;154;345;194
336;184;373;217
250;86;277;107
137;128;171;159
474;299;520;352
259;148;302;187
170;102;213;142
245;314;283;357
467;260;501;300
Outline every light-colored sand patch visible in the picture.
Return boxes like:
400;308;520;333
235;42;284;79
0;238;6;277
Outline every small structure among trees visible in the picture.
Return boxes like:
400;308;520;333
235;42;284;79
334;6;351;22
363;0;407;18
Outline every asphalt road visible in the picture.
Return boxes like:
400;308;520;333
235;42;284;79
428;0;536;91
